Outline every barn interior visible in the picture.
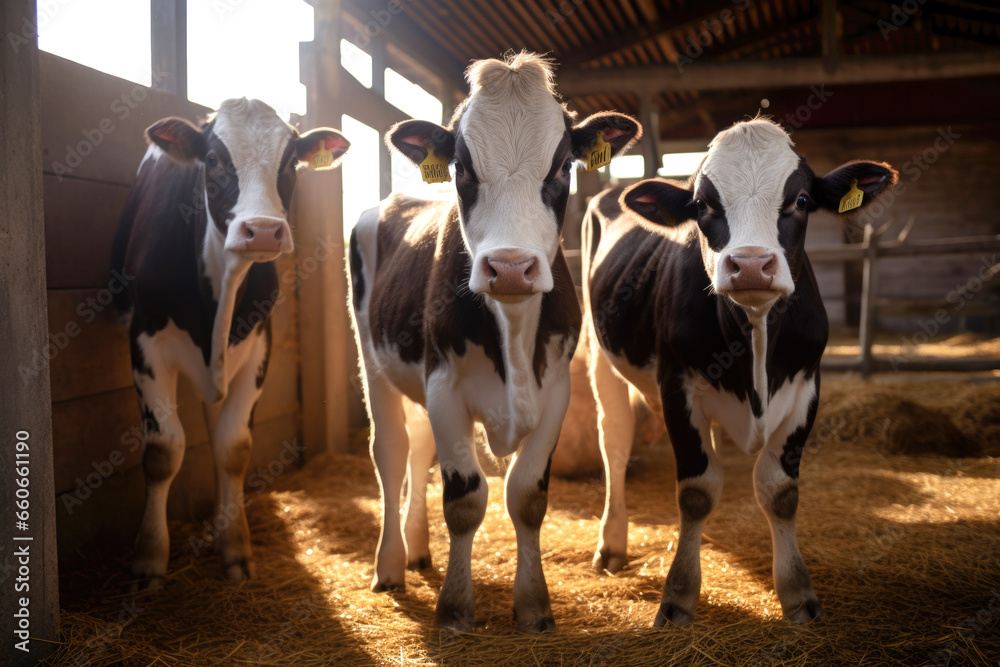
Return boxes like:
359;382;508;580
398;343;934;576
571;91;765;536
1;0;999;665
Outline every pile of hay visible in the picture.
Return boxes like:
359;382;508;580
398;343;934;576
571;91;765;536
46;375;1000;666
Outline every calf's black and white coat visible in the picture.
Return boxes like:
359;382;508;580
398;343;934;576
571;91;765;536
349;53;639;632
112;98;348;590
583;118;897;625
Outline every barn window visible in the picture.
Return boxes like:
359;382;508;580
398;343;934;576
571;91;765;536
385;68;443;123
37;0;152;86
187;0;313;120
659;151;709;178
610;155;645;179
341;39;373;89
341;115;381;232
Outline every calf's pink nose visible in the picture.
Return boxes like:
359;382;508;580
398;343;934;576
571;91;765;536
237;219;286;252
726;253;777;290
486;255;539;294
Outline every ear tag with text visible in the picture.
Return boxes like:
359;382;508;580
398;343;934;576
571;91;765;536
838;178;864;213
585;131;613;172
419;141;451;184
308;146;334;170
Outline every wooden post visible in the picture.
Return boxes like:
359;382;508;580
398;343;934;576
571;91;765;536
297;0;350;456
638;94;660;178
151;0;187;97
370;35;392;200
0;1;60;664
821;0;839;73
858;223;879;378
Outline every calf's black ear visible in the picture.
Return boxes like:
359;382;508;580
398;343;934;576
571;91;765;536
294;128;350;171
571;112;642;163
813;160;898;214
621;179;697;228
386;120;455;165
146;117;207;164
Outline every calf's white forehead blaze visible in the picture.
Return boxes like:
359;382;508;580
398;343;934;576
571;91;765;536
698;119;801;296
211;98;295;223
459;57;567;257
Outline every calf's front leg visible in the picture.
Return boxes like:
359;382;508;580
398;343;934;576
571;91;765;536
427;380;485;631
203;337;269;584
655;373;723;627
754;377;826;623
130;346;184;592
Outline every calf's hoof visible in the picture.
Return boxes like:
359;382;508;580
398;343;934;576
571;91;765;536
515;610;556;634
407;554;432;571
222;557;254;584
653;602;694;628
784;598;826;623
127;560;166;593
592;549;627;574
435;602;475;633
371;576;405;593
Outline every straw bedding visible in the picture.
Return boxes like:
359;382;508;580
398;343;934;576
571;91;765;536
46;374;1000;666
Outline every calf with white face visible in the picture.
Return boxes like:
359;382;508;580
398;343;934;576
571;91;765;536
112;98;349;590
584;118;896;625
349;53;639;631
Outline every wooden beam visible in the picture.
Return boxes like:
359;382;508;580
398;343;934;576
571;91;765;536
0;1;60;664
151;0;187;97
558;52;1000;95
340;0;465;88
297;0;350;456
821;0;839;71
559;0;738;68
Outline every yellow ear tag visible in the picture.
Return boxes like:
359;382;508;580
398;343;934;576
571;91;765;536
838;178;864;213
585;131;613;172
419;141;451;184
308;146;334;170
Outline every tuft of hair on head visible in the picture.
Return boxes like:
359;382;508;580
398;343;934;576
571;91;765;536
465;50;557;98
709;115;794;151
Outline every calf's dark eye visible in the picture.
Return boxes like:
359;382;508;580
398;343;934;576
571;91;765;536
694;199;707;215
562;157;574;175
206;153;219;169
454;160;465;177
796;194;809;211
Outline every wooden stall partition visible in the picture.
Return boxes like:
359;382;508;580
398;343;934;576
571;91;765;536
0;1;60;664
38;52;304;566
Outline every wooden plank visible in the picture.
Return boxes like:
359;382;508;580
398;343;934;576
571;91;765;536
46;277;299;404
298;1;350;456
39;50;211;187
52;372;300;497
55;412;301;571
557;52;1000;95
0;2;61;661
46;290;133;404
43;175;131;289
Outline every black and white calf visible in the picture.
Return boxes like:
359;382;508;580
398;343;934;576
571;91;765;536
584;118;896;625
112;98;348;590
349;53;639;632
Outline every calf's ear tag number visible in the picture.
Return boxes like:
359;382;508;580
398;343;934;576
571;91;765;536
838;178;864;213
308;147;334;170
585;131;612;172
419;141;451;184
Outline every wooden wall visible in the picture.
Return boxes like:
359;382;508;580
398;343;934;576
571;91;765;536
39;53;303;563
793;123;1000;330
